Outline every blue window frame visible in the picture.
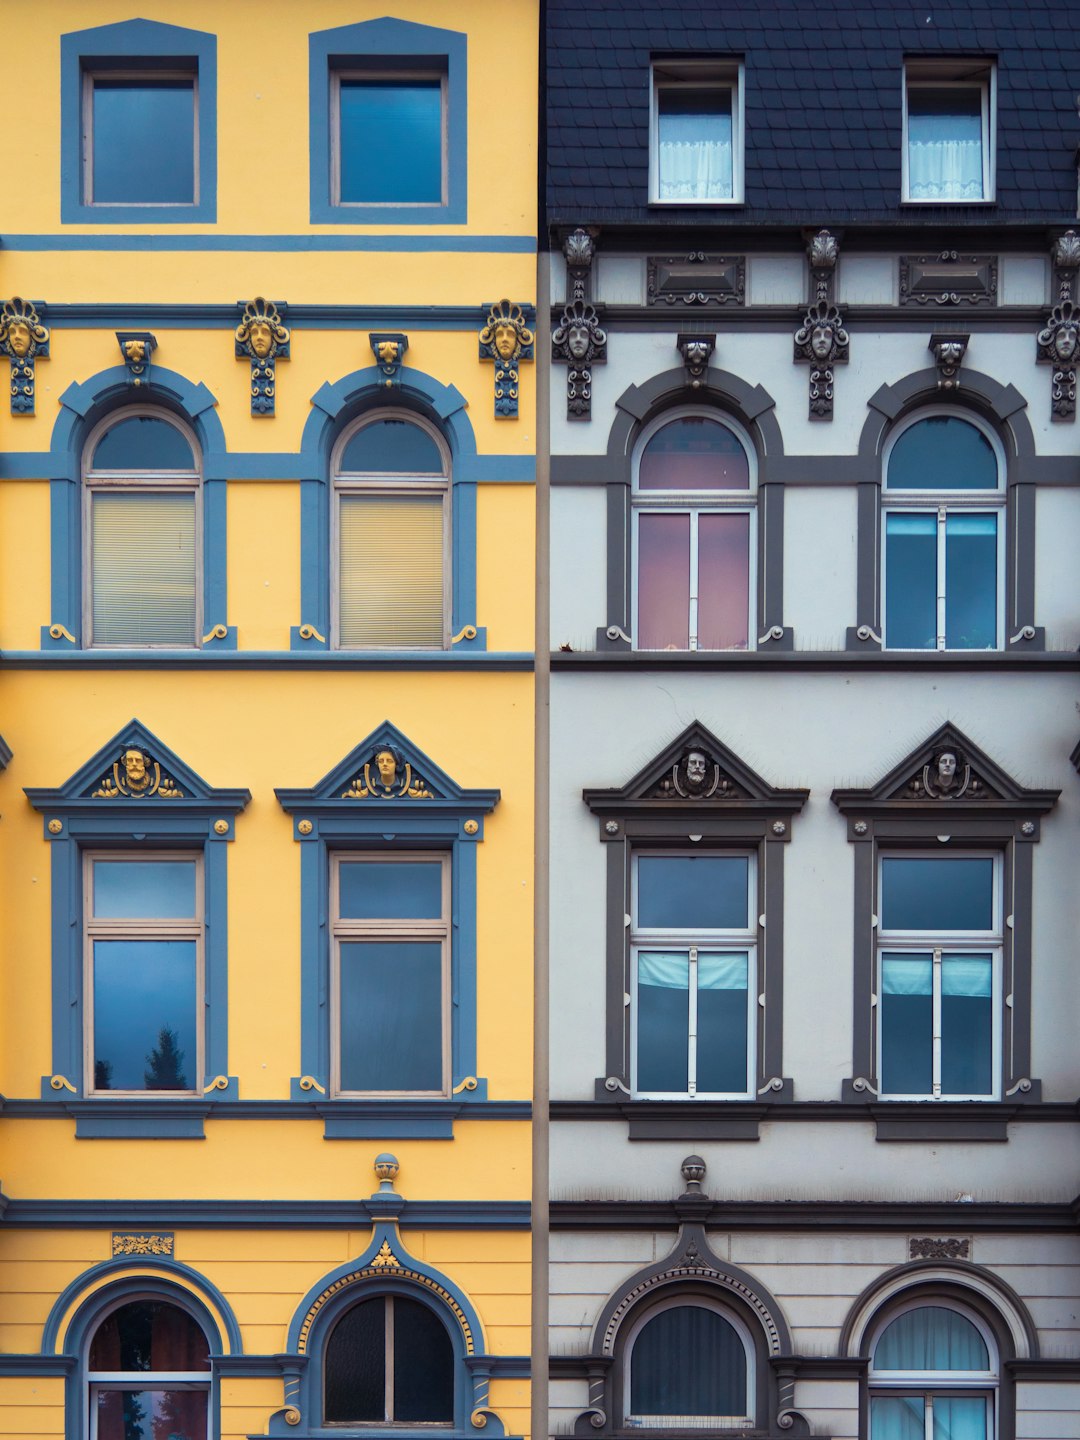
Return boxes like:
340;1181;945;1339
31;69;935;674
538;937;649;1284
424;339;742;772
309;17;467;225
25;722;249;1138
61;18;217;224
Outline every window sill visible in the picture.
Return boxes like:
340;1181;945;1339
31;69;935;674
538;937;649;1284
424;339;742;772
554;648;1076;672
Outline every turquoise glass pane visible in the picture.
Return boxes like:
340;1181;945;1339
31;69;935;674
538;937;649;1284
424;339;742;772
338;862;442;920
637;855;749;930
92;416;195;471
933;1396;988;1440
885;512;936;649
93;940;197;1091
881;858;994;932
945;513;997;649
339;418;444;474
339;80;442;204
887;418;997;490
871;1396;925;1440
91;78;195;205
93;860;196;919
941;954;993;1095
881;953;933;1095
339;941;443;1090
636;951;689;1092
696;953;749;1093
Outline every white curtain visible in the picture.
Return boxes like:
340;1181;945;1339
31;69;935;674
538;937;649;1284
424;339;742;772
908;115;983;199
658;113;732;200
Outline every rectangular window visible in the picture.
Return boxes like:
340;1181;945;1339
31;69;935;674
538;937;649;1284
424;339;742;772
636;510;751;650
89;490;199;646
877;855;1000;1099
337;494;446;648
332;68;447;207
903;60;995;202
650;61;744;204
85;854;203;1095
883;510;1000;650
632;853;755;1098
83;70;198;207
331;855;450;1095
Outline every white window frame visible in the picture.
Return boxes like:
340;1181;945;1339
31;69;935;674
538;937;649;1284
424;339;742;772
901;59;996;204
331;410;451;651
649;59;745;205
622;1296;756;1428
330;852;451;1098
82;68;200;208
83;850;205;1099
86;1292;212;1440
82;408;203;650
630;850;757;1100
875;850;1002;1102
631;408;757;653
880;409;1006;652
330;66;449;209
869;1299;998;1440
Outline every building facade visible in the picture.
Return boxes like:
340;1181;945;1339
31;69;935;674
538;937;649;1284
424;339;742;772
545;4;1080;1438
0;4;536;1440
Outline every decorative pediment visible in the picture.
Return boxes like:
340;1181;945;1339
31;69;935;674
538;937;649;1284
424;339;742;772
25;721;250;817
583;722;808;818
831;723;1059;819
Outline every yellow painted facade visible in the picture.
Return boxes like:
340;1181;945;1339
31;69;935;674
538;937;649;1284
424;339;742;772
0;1;536;1437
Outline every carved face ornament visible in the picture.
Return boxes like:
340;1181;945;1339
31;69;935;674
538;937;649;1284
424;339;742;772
7;321;31;357
567;325;591;361
810;324;834;361
122;748;150;790
493;323;519;362
685;750;708;789
249;321;274;359
1039;302;1080;365
375;749;398;787
937;750;957;788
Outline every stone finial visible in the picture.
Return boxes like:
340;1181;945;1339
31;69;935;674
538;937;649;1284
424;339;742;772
680;1154;707;1194
374;1153;400;1191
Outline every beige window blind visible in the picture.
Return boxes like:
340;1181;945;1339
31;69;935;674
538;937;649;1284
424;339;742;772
338;493;444;648
91;491;196;645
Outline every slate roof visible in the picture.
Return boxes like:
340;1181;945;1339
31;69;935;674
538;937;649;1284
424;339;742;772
545;0;1080;229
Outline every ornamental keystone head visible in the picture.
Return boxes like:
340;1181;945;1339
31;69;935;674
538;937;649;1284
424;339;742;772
480;300;534;364
676;332;716;385
794;299;849;365
235;297;290;360
0;297;48;360
552;299;607;365
1038;300;1080;365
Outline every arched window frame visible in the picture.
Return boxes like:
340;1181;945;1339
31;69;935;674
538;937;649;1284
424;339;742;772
867;1297;1000;1440
330;409;452;651
621;1294;756;1428
879;408;1007;653
630;406;759;653
322;1288;456;1428
81;407;204;649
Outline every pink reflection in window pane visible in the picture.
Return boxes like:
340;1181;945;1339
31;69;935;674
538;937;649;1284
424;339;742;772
698;513;749;649
638;513;689;649
638;418;750;491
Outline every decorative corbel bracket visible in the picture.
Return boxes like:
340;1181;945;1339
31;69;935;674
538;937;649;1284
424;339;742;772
1037;231;1080;420
793;230;846;420
116;331;156;386
929;332;969;390
563;226;598;303
235;298;290;416
369;331;408;389
479;300;534;418
552;300;607;420
676;333;715;388
0;297;49;415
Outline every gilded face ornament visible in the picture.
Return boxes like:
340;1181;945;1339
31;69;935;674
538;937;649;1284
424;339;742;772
249;321;273;359
375;749;398;787
494;323;519;361
123;749;150;789
479;300;535;418
7;321;31;358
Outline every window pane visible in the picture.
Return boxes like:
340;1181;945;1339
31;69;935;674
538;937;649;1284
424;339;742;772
871;1395;925;1440
885;512;937;649
96;1389;207;1440
636;952;689;1093
338;493;444;648
637;855;749;930
339;941;443;1091
945;513;997;649
698;512;749;649
393;1297;454;1422
908;90;984;201
887;419;997;491
941;954;994;1095
92;417;195;471
93;941;197;1092
881;954;933;1096
875;1306;989;1371
90;1301;210;1371
637;513;689;649
339;80;442;204
630;1306;747;1416
325;1297;385;1422
93;860;196;919
658;90;734;201
340;419;444;474
339;861;443;920
92;492;196;646
639;418;749;491
881;858;994;933
934;1396;989;1440
91;79;195;205
696;953;750;1093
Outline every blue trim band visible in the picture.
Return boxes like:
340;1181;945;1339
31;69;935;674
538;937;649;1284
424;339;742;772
35;303;537;332
5;453;535;483
0;1198;532;1228
0;652;535;669
60;19;217;225
0;234;534;252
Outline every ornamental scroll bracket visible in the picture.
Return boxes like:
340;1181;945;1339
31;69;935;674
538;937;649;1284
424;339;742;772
552;300;607;421
794;230;846;420
1037;231;1080;420
116;331;157;386
235;297;290;416
0;297;49;415
562;227;598;303
479;300;534;418
369;331;408;389
929;332;969;390
676;333;716;388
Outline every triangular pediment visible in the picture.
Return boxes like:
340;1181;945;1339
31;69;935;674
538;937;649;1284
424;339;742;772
583;722;808;814
25;720;250;811
832;723;1059;814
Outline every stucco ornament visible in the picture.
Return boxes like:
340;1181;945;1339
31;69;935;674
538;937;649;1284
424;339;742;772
809;228;839;269
552;299;607;419
676;332;716;387
650;746;740;800
479;299;534;418
929;332;969;390
235;297;290;415
795;231;845;419
91;748;184;799
1039;234;1080;419
904;749;986;800
341;746;434;800
0;296;49;414
116;330;156;386
1052;229;1080;270
369;330;408;388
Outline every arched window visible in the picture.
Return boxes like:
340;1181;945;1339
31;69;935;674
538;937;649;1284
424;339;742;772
882;412;1004;651
869;1301;997;1440
324;1293;454;1424
623;1298;754;1427
87;1297;211;1440
332;411;450;649
83;409;202;648
632;410;756;651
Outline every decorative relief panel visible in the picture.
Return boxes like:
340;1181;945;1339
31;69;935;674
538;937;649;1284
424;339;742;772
1037;230;1080;420
112;1232;175;1257
647;252;745;306
369;330;408;388
899;252;998;306
235;297;290;415
552;300;606;421
479;299;534;418
0;297;49;415
116;330;156;385
340;745;434;800
92;748;185;800
909;1237;970;1260
794;231;846;420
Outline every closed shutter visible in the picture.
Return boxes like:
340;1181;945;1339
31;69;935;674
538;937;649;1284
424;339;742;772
91;490;197;645
338;493;445;648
